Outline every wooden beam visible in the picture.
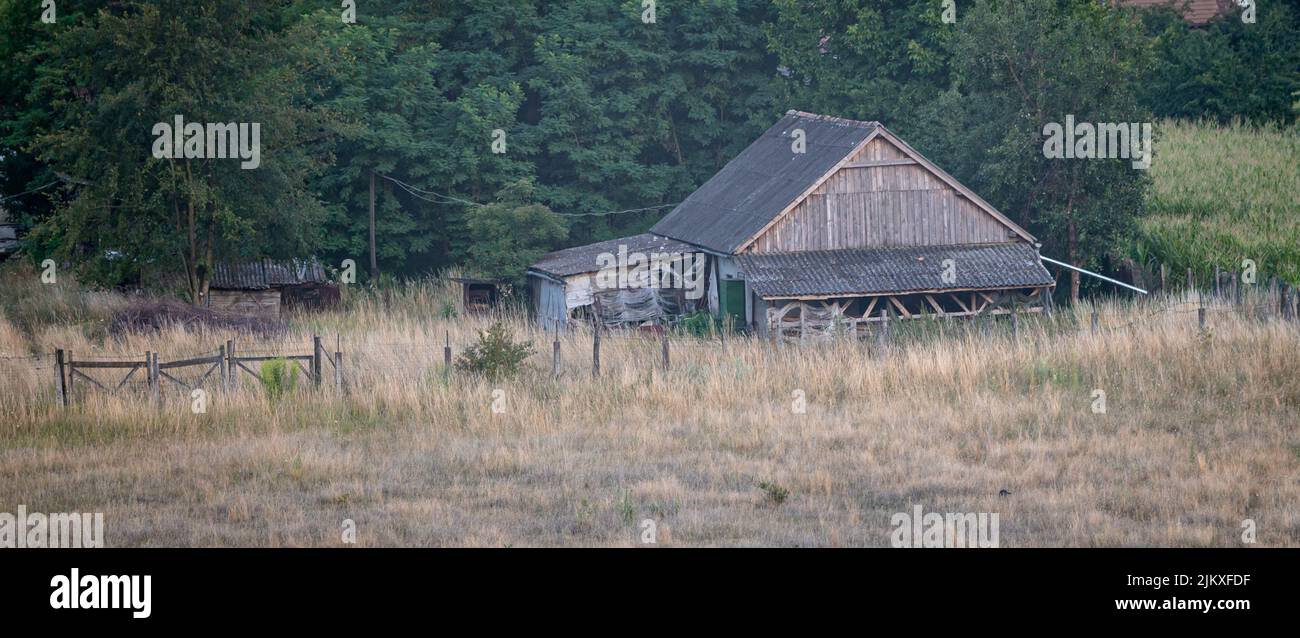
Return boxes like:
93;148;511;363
888;296;912;319
925;295;946;316
842;159;918;168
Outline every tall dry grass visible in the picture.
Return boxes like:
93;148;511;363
1;277;1297;547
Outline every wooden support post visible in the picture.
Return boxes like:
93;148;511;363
1214;265;1221;300
1198;295;1206;330
1011;311;1019;341
55;349;67;408
1186;267;1194;293
592;326;601;378
877;306;890;347
443;331;452;368
219;344;228;394
312;335;323;388
661;329;670;372
1091;309;1098;335
66;350;73;397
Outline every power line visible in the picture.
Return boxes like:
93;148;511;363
0;180;61;203
376;172;677;217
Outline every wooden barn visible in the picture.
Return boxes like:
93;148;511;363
207;258;338;317
527;233;703;331
648;110;1054;338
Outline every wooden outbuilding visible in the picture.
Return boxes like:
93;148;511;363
206;258;337;317
648;110;1054;338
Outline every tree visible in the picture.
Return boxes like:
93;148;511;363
949;0;1152;301
26;0;333;301
463;178;567;285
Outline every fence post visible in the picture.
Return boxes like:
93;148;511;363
218;344;228;395
312;335;323;388
55;348;67;408
443;331;452;369
1090;309;1098;335
148;351;159;406
227;340;237;391
1186;267;1193;293
1198;295;1206;330
661;329;670;372
334;350;343;393
1011;310;1019;342
66;350;74;397
1214;265;1221;300
592;325;602;377
1233;270;1241;308
552;331;561;377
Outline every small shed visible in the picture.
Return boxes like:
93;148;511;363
0;224;18;263
450;277;503;313
527;233;702;331
207;258;337;316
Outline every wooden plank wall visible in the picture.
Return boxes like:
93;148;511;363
208;289;281;317
748;138;1015;253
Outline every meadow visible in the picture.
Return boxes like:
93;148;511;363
1;266;1297;547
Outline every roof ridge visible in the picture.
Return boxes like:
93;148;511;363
784;110;881;128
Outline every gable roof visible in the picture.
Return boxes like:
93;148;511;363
650;111;880;254
651;110;1033;254
211;258;329;290
528;233;696;279
736;243;1053;300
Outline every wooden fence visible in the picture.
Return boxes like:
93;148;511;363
52;335;342;407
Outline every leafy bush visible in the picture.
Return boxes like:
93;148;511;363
758;480;789;506
259;358;298;400
454;322;534;381
678;310;718;338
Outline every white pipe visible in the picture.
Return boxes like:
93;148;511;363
1040;255;1148;295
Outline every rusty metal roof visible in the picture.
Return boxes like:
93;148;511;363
736;243;1053;299
650;111;879;254
1114;0;1232;24
528;233;698;279
210;258;329;290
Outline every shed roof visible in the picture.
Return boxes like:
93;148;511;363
528;233;697;279
650;111;880;254
735;243;1053;299
210;258;329;290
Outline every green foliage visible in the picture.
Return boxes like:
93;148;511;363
677;310;718;338
1134;1;1300;126
259;358;299;400
758;480;789;506
454;322;535;381
947;0;1152;299
463;179;567;285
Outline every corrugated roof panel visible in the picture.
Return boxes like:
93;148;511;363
650;111;878;254
736;243;1053;298
529;233;698;279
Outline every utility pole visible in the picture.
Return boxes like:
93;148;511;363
369;170;378;281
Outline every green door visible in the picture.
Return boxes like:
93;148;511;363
720;279;746;328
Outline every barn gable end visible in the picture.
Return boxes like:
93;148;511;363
742;131;1033;254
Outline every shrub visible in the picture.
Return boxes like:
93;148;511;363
454;322;534;381
758;480;789;506
259;358;298;400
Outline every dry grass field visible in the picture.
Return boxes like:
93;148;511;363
2;269;1298;547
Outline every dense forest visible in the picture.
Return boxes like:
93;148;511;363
1;0;1296;301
